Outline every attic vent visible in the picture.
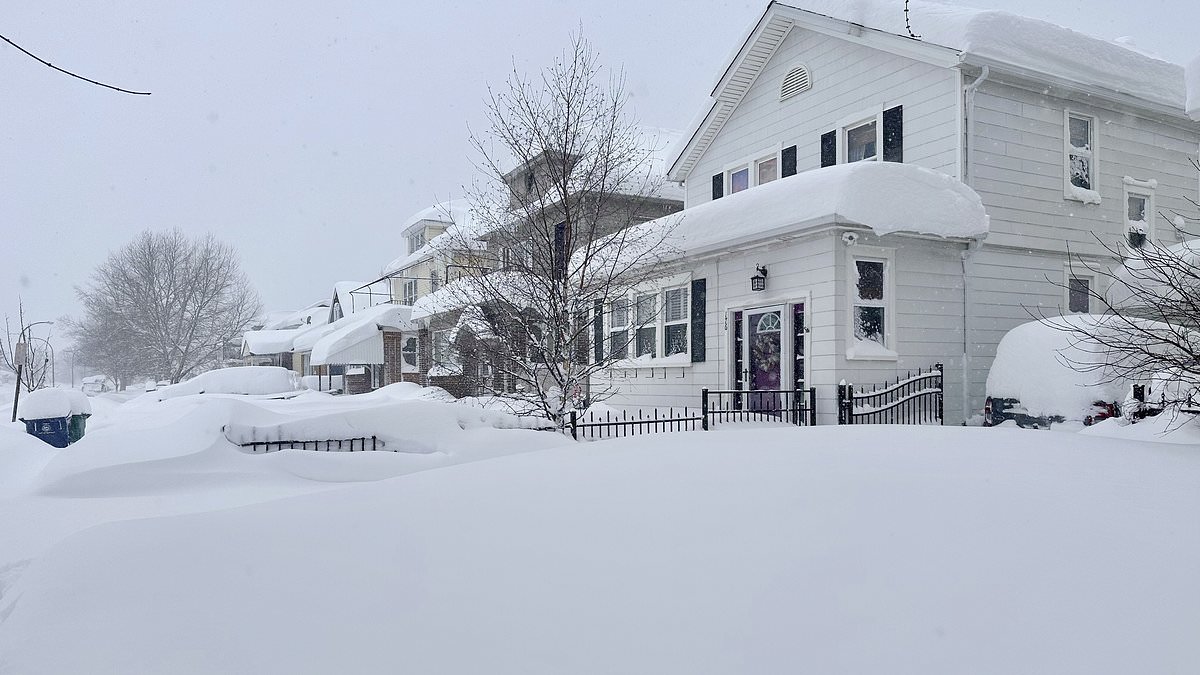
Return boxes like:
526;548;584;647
779;65;811;100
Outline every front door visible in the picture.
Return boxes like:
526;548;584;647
745;305;784;410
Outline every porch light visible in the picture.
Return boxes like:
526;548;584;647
751;265;768;292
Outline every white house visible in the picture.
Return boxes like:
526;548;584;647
597;0;1200;423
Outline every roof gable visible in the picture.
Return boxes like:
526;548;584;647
669;1;1190;182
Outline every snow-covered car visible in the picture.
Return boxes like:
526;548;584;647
984;315;1134;429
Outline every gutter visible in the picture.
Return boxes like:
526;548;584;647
960;65;989;423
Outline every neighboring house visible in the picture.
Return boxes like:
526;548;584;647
392;141;685;398
242;301;330;371
596;0;1199;423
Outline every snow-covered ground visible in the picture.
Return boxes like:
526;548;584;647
1;385;1198;673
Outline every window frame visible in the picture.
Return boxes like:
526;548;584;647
1122;179;1156;247
407;230;426;255
837;106;885;165
1065;266;1095;314
721;145;785;196
845;246;897;360
1063;110;1099;201
604;275;693;364
432;329;451;366
401;279;418;306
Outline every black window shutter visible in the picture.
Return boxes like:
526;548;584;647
711;174;724;200
593;300;604;363
781;145;797;177
820;131;837;167
883;105;903;163
690;278;706;362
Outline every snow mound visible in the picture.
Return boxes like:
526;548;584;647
149;367;303;401
986;315;1142;418
3;426;1198;673
18;388;89;420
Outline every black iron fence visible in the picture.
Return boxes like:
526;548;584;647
568;408;703;440
567;387;816;440
837;363;943;425
238;436;383;453
702;387;818;429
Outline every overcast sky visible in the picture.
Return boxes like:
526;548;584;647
3;0;1197;335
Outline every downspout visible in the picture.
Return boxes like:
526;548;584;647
961;65;989;423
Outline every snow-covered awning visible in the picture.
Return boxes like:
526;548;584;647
243;329;305;356
608;162;988;264
310;304;415;366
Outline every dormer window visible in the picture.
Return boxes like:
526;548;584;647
407;231;426;254
524;170;536;193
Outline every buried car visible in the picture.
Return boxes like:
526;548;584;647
983;315;1137;429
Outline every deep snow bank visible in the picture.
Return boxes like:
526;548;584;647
2;425;1197;674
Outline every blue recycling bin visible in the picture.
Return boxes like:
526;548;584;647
21;416;71;448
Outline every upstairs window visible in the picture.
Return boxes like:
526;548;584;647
407;231;426;254
1065;112;1098;202
756;156;779;185
402;279;418;306
728;166;750;194
846;120;878;163
1123;180;1155;248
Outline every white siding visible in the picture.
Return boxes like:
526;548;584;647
599;230;969;424
684;26;960;206
971;78;1200;256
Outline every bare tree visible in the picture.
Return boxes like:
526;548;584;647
426;33;680;427
0;301;55;392
68;230;261;385
1052;165;1200;414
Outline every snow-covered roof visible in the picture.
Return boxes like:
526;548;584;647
621;162;987;261
310;304;414;365
381;200;485;276
1187;55;1200;120
242;329;305;356
410;272;537;322
671;0;1190;179
263;304;330;331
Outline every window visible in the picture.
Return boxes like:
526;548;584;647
1123;181;1155;248
756;156;779;185
430;269;441;292
635;293;657;357
401;337;418;366
402;279;418;306
1066;112;1096;195
524;170;536;193
728;166;750;194
432;330;451;365
853;259;887;346
1068;276;1091;314
407;231;426;254
609;298;630;359
663;286;689;355
846;120;878;162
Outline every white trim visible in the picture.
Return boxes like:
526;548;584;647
1063;109;1100;203
604;274;693;366
845;245;897;361
1122;182;1156;246
954;68;965;182
724;293;812;392
836;105;886;165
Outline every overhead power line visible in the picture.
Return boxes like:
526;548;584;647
0;32;150;95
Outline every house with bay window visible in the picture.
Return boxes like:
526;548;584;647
595;0;1200;423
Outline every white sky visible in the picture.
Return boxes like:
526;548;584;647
3;0;1197;334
